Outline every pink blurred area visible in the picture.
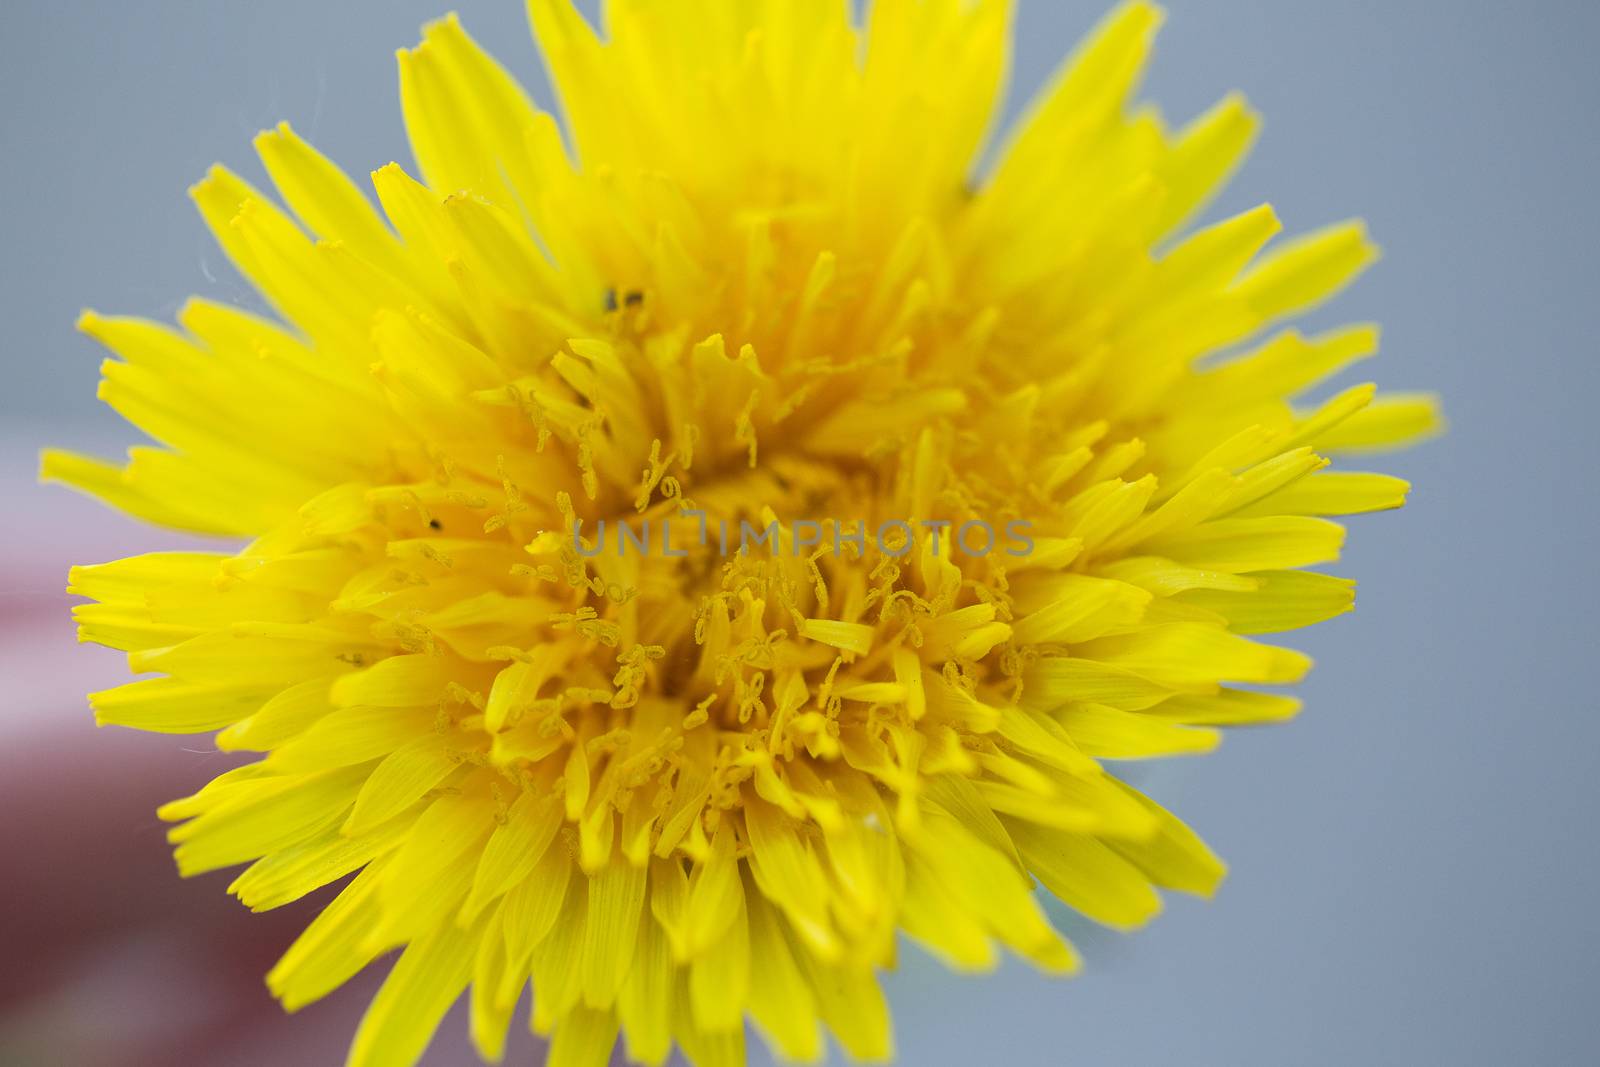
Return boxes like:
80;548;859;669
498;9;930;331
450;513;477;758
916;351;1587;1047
0;440;557;1065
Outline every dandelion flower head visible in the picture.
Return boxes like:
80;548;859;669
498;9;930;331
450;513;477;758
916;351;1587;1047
43;2;1438;1065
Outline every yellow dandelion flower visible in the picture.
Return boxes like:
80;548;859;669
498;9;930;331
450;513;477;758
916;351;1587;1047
43;2;1439;1065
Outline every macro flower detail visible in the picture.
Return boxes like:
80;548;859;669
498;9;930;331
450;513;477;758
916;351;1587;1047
43;2;1438;1065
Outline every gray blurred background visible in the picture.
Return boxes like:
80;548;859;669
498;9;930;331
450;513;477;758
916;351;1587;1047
2;1;1597;1064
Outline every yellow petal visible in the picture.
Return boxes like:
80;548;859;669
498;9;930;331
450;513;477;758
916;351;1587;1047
347;918;477;1067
